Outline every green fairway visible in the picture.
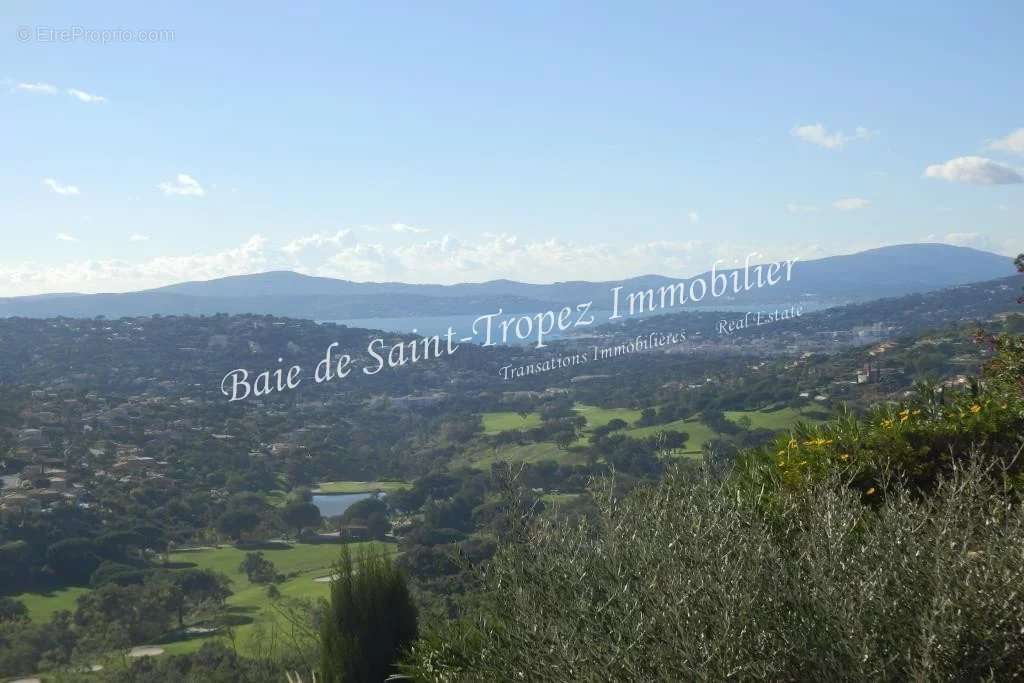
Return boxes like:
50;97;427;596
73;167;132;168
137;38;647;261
161;541;395;655
724;406;823;430
16;541;395;662
574;404;643;429
314;480;411;494
471;404;823;467
481;411;542;434
479;404;641;441
627;418;715;453
15;585;89;624
458;441;588;470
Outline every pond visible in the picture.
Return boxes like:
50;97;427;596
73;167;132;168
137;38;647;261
312;492;378;518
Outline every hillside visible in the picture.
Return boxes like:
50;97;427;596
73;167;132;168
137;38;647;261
0;244;1013;320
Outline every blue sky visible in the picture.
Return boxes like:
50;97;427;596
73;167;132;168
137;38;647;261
1;2;1021;295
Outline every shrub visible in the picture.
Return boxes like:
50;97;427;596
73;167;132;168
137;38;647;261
404;462;1024;681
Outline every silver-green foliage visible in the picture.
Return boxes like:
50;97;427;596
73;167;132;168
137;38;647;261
406;462;1024;681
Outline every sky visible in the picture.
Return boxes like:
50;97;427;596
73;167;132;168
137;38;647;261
1;2;1021;296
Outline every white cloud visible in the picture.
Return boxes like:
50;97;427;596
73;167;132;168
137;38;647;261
1;235;269;296
988;128;1024;155
129;234;150;242
924;156;1022;185
942;232;990;248
15;82;57;95
42;178;81;196
687;211;700;224
786;203;818;214
391;223;429;235
314;232;816;286
282;229;352;255
791;123;875;150
158;174;205;197
55;233;77;242
66;88;106;104
0;232;884;296
833;197;870;211
923;232;1015;254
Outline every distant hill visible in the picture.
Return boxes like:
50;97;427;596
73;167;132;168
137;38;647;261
0;243;1014;320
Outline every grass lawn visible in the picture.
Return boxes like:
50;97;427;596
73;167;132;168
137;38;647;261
160;540;395;655
15;585;90;624
574;404;643;430
472;404;824;467
15;541;395;663
724;406;824;430
457;441;588;470
627;418;716;454
313;480;411;494
479;405;640;438
540;492;582;505
481;411;542;434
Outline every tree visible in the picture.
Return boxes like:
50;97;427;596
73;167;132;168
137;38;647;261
281;501;322;537
320;546;418;683
539;400;574;421
365;511;390;539
1016;253;1024;304
606;418;628;432
342;497;387;524
0;541;35;592
637;407;658;426
46;538;101;584
0;597;28;622
216;509;261;542
170;569;232;627
96;530;146;561
73;581;176;645
239;552;278;584
554;429;576;451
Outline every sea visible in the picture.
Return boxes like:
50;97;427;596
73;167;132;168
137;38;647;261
321;302;831;344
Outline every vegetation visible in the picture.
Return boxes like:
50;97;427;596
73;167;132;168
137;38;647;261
321;546;418;683
1;265;1021;679
405;461;1024;681
403;317;1024;680
314;481;412;494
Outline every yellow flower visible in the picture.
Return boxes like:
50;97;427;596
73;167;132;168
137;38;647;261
881;419;894;428
866;487;876;496
969;404;981;414
839;453;850;461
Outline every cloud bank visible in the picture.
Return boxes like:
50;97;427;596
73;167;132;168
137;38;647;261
924;156;1022;185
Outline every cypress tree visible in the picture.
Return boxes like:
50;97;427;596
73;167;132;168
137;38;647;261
320;546;418;683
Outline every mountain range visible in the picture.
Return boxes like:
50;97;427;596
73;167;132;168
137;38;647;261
0;243;1015;320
